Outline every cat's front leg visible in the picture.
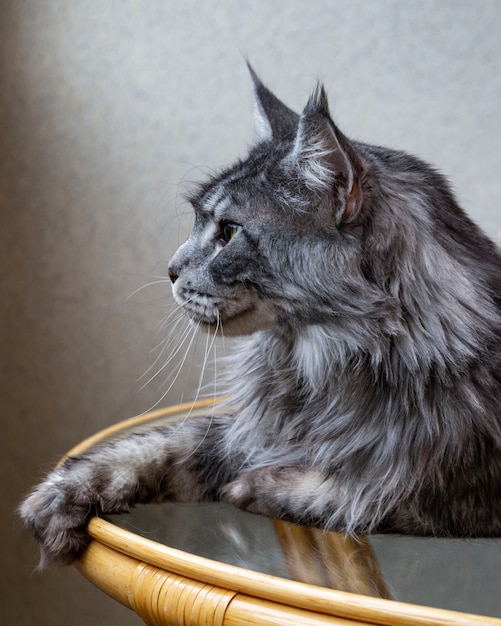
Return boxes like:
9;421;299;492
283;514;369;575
19;416;231;568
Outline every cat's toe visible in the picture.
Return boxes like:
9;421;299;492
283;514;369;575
221;474;261;511
37;523;91;569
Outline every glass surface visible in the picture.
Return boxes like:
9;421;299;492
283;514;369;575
110;502;501;618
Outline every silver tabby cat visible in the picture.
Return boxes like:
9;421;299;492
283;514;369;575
21;66;501;567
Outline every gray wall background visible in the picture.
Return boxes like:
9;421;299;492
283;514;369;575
2;2;500;624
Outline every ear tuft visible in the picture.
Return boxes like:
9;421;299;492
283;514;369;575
291;85;364;223
303;82;330;118
247;63;299;143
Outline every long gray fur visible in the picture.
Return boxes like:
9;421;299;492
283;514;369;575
20;67;501;567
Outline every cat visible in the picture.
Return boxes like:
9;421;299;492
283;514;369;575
20;65;501;568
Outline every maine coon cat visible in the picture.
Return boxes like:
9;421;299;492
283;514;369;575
21;66;501;567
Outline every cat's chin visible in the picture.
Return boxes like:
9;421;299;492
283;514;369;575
200;305;275;337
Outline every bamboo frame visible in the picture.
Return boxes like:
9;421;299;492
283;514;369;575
70;400;501;625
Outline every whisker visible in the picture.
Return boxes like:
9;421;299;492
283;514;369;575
183;318;223;457
125;277;172;302
139;320;202;415
139;319;194;388
190;321;213;404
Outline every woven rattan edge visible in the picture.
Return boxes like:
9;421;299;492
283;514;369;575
81;516;499;626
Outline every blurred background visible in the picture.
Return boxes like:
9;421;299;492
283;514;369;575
2;1;500;624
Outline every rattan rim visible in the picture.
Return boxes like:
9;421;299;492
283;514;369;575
74;399;500;626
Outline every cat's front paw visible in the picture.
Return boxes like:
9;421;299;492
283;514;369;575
223;466;298;519
223;466;329;525
19;469;94;568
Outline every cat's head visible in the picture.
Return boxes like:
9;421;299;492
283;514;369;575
169;67;377;337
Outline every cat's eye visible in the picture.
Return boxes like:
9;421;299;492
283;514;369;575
220;222;242;243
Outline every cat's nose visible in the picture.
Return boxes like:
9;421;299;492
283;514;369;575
168;269;178;284
168;254;183;284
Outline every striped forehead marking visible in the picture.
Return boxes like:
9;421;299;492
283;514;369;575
203;183;227;216
200;160;257;215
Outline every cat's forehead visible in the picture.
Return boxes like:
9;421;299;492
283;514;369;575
188;168;274;221
187;142;303;221
191;179;262;222
197;182;233;218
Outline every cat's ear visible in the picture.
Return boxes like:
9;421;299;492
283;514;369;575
292;85;364;224
247;63;299;142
